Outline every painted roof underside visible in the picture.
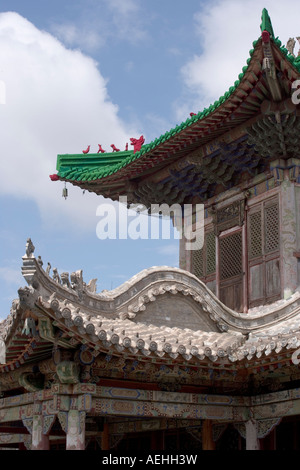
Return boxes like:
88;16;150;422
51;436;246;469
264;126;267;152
52;9;300;203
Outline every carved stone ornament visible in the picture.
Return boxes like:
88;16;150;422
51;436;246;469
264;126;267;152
0;339;5;364
286;37;300;57
25;238;35;258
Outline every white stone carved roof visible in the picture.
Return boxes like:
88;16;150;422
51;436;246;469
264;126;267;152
1;240;300;368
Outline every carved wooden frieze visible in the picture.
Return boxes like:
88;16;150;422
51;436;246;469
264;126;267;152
213;200;245;235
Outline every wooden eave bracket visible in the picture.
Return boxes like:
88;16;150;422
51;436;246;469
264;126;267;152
261;31;282;102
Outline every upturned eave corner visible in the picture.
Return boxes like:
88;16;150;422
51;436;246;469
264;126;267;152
50;12;300;193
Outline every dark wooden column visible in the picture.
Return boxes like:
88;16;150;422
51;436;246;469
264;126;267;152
151;430;164;450
101;422;110;450
202;420;215;450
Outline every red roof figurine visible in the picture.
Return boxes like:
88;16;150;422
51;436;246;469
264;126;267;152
82;145;90;154
130;135;145;154
97;144;106;153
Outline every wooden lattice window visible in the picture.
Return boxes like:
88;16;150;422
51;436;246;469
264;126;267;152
264;203;279;253
248;211;262;259
206;232;216;275
247;196;281;306
192;231;216;279
193;246;204;278
219;231;243;280
248;198;280;259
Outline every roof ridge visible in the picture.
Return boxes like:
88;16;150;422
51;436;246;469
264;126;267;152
260;8;275;38
58;34;262;181
54;11;300;184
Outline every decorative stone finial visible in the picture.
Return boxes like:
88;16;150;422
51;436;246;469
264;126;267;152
46;262;51;275
25;238;35;258
85;278;97;293
286;37;300;57
61;272;71;288
52;268;61;284
71;270;84;299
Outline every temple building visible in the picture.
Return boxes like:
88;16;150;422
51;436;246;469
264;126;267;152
1;9;300;450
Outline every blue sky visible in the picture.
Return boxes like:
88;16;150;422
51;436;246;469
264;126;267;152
0;0;300;320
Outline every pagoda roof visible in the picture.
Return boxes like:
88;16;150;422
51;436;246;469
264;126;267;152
1;240;300;393
51;9;300;204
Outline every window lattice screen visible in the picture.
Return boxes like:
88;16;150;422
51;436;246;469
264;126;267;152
220;231;242;280
206;232;216;274
192;247;204;278
192;231;215;279
265;203;279;253
248;211;262;259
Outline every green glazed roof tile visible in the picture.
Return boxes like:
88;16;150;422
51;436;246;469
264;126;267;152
260;8;275;38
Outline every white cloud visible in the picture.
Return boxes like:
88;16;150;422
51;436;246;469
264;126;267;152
51;0;147;52
0;12;138;232
175;0;300;121
103;0;148;43
51;23;105;52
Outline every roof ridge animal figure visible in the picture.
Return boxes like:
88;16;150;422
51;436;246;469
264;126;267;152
130;135;145;154
82;145;90;154
97;144;106;153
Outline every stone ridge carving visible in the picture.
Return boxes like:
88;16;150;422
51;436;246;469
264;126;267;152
286;37;300;57
121;283;225;331
25;238;35;258
0;299;21;343
21;240;98;302
17;239;300;333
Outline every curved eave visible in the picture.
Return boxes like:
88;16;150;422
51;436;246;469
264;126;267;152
0;307;55;373
1;337;54;373
55;37;269;193
53;33;300;200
